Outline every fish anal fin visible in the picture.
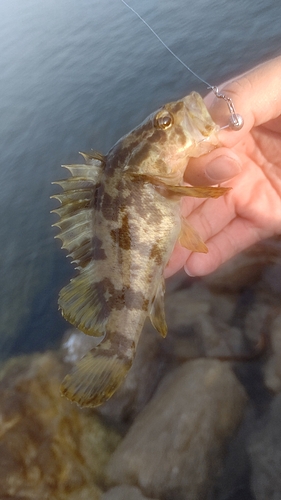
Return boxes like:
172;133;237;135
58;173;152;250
179;218;208;253
149;278;167;338
61;346;133;407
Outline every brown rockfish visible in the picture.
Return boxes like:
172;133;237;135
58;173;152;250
53;91;230;407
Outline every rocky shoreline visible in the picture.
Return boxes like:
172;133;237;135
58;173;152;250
1;238;281;499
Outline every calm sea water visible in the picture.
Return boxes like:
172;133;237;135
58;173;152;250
0;0;281;357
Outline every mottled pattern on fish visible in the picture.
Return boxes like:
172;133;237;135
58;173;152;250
52;92;230;407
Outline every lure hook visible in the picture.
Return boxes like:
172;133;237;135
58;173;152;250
209;86;244;130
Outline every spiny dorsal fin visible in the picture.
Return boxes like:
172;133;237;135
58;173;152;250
51;151;105;268
79;150;106;165
149;278;167;338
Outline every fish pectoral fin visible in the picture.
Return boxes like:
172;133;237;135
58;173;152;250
179;218;208;253
58;265;108;337
149;278;167;338
132;174;231;199
61;342;133;407
162;185;231;199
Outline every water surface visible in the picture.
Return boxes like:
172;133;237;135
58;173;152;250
0;0;280;357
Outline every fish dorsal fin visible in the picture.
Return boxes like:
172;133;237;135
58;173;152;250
51;151;105;268
149;278;167;338
79;150;106;165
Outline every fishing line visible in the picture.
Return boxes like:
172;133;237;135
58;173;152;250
120;0;244;131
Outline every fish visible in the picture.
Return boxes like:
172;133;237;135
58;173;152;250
52;91;230;407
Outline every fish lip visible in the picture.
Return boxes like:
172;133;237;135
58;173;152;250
181;98;220;150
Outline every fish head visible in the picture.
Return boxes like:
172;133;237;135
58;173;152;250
113;91;220;185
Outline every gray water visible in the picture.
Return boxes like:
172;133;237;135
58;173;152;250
0;0;281;358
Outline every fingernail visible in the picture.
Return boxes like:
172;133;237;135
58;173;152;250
184;266;195;277
205;155;242;182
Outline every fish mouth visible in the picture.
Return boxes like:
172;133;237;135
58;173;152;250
181;93;220;155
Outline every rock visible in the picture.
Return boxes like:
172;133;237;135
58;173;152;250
210;406;257;500
0;351;121;499
101;485;157;500
163;283;246;361
61;328;104;364
202;238;281;293
106;359;247;500
248;392;281;499
264;311;281;392
165;269;195;294
165;281;212;327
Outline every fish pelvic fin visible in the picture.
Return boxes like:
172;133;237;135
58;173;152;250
179;217;208;253
149;278;167;338
61;338;134;407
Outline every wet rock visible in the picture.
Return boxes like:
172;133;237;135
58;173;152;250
248;392;281;499
106;359;247;500
0;351;121;499
101;485;157;500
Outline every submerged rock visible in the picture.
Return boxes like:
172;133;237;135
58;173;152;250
106;359;247;500
0;351;121;499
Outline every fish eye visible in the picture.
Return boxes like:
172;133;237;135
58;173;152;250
154;112;173;130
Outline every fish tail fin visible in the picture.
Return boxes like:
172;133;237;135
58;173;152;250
61;337;134;407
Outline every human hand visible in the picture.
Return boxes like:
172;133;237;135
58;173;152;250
165;56;281;278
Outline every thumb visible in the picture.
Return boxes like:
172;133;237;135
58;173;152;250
184;147;242;186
